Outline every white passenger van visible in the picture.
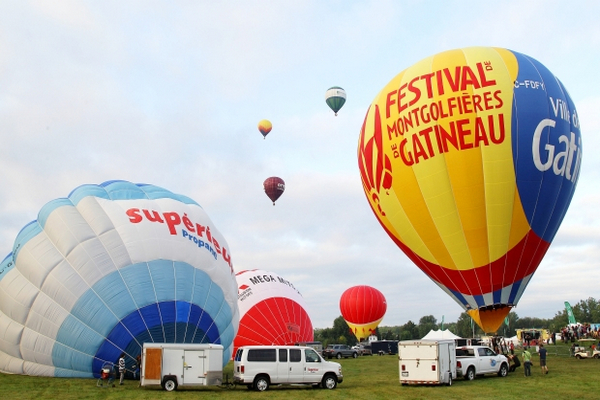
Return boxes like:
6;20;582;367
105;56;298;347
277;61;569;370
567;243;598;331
233;345;343;391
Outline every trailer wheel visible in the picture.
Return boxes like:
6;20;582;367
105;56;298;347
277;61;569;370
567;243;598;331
162;376;178;392
465;367;475;381
447;374;453;386
253;375;269;392
322;374;337;390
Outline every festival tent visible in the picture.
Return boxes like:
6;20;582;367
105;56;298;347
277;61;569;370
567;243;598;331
421;329;462;340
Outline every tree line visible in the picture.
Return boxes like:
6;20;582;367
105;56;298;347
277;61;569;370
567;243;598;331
314;297;600;346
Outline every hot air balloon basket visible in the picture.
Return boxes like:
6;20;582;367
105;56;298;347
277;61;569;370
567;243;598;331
97;362;116;388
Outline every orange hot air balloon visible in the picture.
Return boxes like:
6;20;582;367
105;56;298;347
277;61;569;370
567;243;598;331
358;47;582;333
340;286;387;341
258;119;272;139
263;177;285;205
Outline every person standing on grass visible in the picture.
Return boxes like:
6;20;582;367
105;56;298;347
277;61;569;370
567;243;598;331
119;352;126;385
539;344;548;374
522;348;532;376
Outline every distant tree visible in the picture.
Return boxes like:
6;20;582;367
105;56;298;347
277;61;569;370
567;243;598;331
444;322;457;335
418;315;437;338
399;320;419;340
504;311;519;337
549;310;568;333
573;297;600;323
514;316;549;330
455;313;473;338
332;316;355;344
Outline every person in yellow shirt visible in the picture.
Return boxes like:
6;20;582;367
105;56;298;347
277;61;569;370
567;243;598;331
522;349;532;376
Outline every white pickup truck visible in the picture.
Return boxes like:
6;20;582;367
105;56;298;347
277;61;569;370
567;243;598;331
456;346;509;380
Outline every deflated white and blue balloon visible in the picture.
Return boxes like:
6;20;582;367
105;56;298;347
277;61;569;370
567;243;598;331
0;180;239;377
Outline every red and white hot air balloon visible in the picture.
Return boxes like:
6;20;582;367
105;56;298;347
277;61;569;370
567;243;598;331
234;269;313;355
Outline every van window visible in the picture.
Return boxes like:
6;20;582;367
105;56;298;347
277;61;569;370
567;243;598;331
279;349;288;362
234;348;243;362
248;349;277;362
305;349;320;362
290;349;301;362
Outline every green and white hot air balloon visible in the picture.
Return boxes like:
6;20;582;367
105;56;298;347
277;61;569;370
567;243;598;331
325;86;346;116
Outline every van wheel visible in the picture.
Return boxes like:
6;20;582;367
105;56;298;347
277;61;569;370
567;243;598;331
465;367;475;381
163;377;178;392
322;374;337;390
253;375;269;392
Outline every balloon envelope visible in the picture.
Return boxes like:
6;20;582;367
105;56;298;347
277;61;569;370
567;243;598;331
0;180;239;377
358;47;582;333
325;86;346;115
234;269;313;355
258;119;272;138
340;286;386;341
263;177;285;205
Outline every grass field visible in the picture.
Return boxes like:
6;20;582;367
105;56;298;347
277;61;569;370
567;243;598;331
1;343;598;400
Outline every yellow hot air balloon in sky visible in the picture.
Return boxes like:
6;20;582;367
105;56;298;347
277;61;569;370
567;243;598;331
258;119;272;139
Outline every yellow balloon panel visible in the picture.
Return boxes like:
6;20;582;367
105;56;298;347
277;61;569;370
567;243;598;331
346;318;384;342
363;47;530;270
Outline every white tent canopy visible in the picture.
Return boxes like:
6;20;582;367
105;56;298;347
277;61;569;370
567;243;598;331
421;329;462;340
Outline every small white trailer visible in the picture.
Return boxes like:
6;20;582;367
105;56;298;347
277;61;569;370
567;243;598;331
141;343;224;391
398;339;456;386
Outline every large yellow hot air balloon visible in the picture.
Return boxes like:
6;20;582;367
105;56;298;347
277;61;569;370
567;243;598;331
358;47;582;333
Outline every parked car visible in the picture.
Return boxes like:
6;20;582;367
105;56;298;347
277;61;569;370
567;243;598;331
352;344;373;356
323;344;358;359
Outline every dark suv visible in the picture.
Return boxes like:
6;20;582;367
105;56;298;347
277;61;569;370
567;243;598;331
322;344;358;359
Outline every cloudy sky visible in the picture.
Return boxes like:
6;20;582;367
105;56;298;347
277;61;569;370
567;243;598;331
1;1;598;329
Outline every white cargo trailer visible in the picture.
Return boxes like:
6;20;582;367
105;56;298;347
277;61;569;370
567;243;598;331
141;343;224;391
398;339;456;386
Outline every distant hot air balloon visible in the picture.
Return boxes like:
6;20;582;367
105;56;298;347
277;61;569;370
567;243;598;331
325;86;346;116
0;180;239;377
340;286;387;341
258;119;272;139
234;269;313;356
263;177;285;205
358;47;582;333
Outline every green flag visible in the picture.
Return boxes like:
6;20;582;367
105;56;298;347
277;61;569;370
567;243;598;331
564;301;577;325
505;316;510;327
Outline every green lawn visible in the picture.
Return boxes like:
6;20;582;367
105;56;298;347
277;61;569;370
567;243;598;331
1;343;597;400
